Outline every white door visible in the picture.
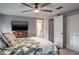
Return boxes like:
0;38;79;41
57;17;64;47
54;15;63;48
36;20;43;37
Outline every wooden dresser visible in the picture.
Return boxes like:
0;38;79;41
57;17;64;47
13;31;28;38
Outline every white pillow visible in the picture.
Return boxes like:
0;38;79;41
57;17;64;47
8;32;16;41
3;33;15;45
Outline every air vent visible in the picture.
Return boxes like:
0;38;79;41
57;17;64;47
57;14;61;16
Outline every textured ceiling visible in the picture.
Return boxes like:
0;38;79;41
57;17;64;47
0;3;79;18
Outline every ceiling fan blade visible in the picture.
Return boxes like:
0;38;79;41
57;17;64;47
40;9;53;12
40;3;51;8
21;10;32;12
56;6;63;10
21;3;33;8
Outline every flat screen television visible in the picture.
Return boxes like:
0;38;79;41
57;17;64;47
12;21;28;31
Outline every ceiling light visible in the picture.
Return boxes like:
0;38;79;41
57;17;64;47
34;9;39;13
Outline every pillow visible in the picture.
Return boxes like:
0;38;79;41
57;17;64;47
8;32;16;41
3;33;15;46
0;32;12;48
0;38;6;49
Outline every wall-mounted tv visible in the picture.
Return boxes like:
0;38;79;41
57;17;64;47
12;21;28;31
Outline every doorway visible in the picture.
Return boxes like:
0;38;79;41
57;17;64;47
49;19;54;42
36;20;43;37
49;15;64;48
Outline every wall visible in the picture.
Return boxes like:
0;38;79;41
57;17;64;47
1;15;37;37
66;14;79;52
0;14;3;32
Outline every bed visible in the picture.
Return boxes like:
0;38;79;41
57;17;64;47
0;32;58;55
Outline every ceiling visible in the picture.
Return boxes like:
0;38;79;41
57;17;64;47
0;3;79;18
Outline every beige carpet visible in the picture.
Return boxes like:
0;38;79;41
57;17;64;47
59;48;79;55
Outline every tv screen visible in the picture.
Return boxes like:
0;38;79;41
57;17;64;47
12;21;28;31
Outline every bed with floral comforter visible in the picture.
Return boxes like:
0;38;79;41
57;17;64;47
0;32;58;55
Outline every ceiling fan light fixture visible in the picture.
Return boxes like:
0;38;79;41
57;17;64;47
34;9;39;13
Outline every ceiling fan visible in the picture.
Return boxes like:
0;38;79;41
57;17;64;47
21;3;53;13
21;3;63;13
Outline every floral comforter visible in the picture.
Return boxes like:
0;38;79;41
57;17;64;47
0;37;58;55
